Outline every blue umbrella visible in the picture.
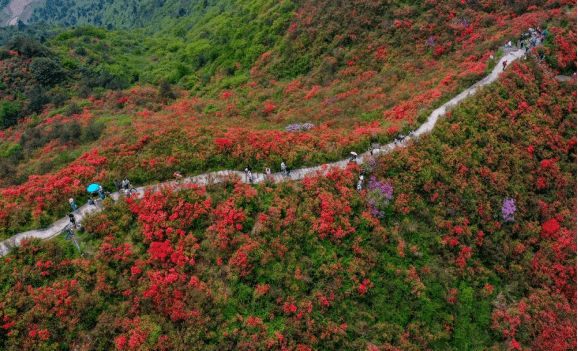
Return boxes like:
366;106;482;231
87;183;100;193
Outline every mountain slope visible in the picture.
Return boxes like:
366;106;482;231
0;0;575;349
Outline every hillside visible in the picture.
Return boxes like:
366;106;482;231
0;0;576;349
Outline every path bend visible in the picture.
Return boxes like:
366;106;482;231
0;48;527;257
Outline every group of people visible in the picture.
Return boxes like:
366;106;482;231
243;162;291;183
114;178;136;194
394;131;414;145
521;27;546;52
502;27;547;70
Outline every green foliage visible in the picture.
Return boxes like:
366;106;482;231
81;122;105;143
26;86;50;114
0;101;22;129
29;57;65;87
158;79;176;101
0;142;23;158
50;122;82;144
4;36;52;58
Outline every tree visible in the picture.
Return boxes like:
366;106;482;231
159;79;176;102
30;57;65;87
0;101;22;129
5;36;50;58
17;19;26;31
26;85;50;114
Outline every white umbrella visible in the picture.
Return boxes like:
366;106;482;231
350;152;357;156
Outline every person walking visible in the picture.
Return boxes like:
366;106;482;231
68;213;76;225
286;167;291;177
281;162;286;173
265;167;271;176
356;180;363;191
174;171;182;185
69;198;78;212
502;60;507;70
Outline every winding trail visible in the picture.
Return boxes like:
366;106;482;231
0;48;527;257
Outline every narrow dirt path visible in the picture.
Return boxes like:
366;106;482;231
0;48;527;257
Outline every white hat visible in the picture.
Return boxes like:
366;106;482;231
69;198;73;202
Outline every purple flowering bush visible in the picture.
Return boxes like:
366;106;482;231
367;176;394;218
502;198;516;222
285;123;314;132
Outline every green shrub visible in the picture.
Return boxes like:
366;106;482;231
65;102;83;116
5;36;51;58
26;85;50;114
51;93;69;108
0;101;22;129
49;121;82;144
81;122;105;142
30;57;65;87
159;79;176;101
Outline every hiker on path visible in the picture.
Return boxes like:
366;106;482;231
174;171;183;184
265;167;271;176
246;165;252;172
357;180;363;191
122;178;129;190
69;198;78;212
281;162;286;173
247;170;253;183
68;213;76;225
286;168;291;177
349;152;358;162
502;61;507;70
